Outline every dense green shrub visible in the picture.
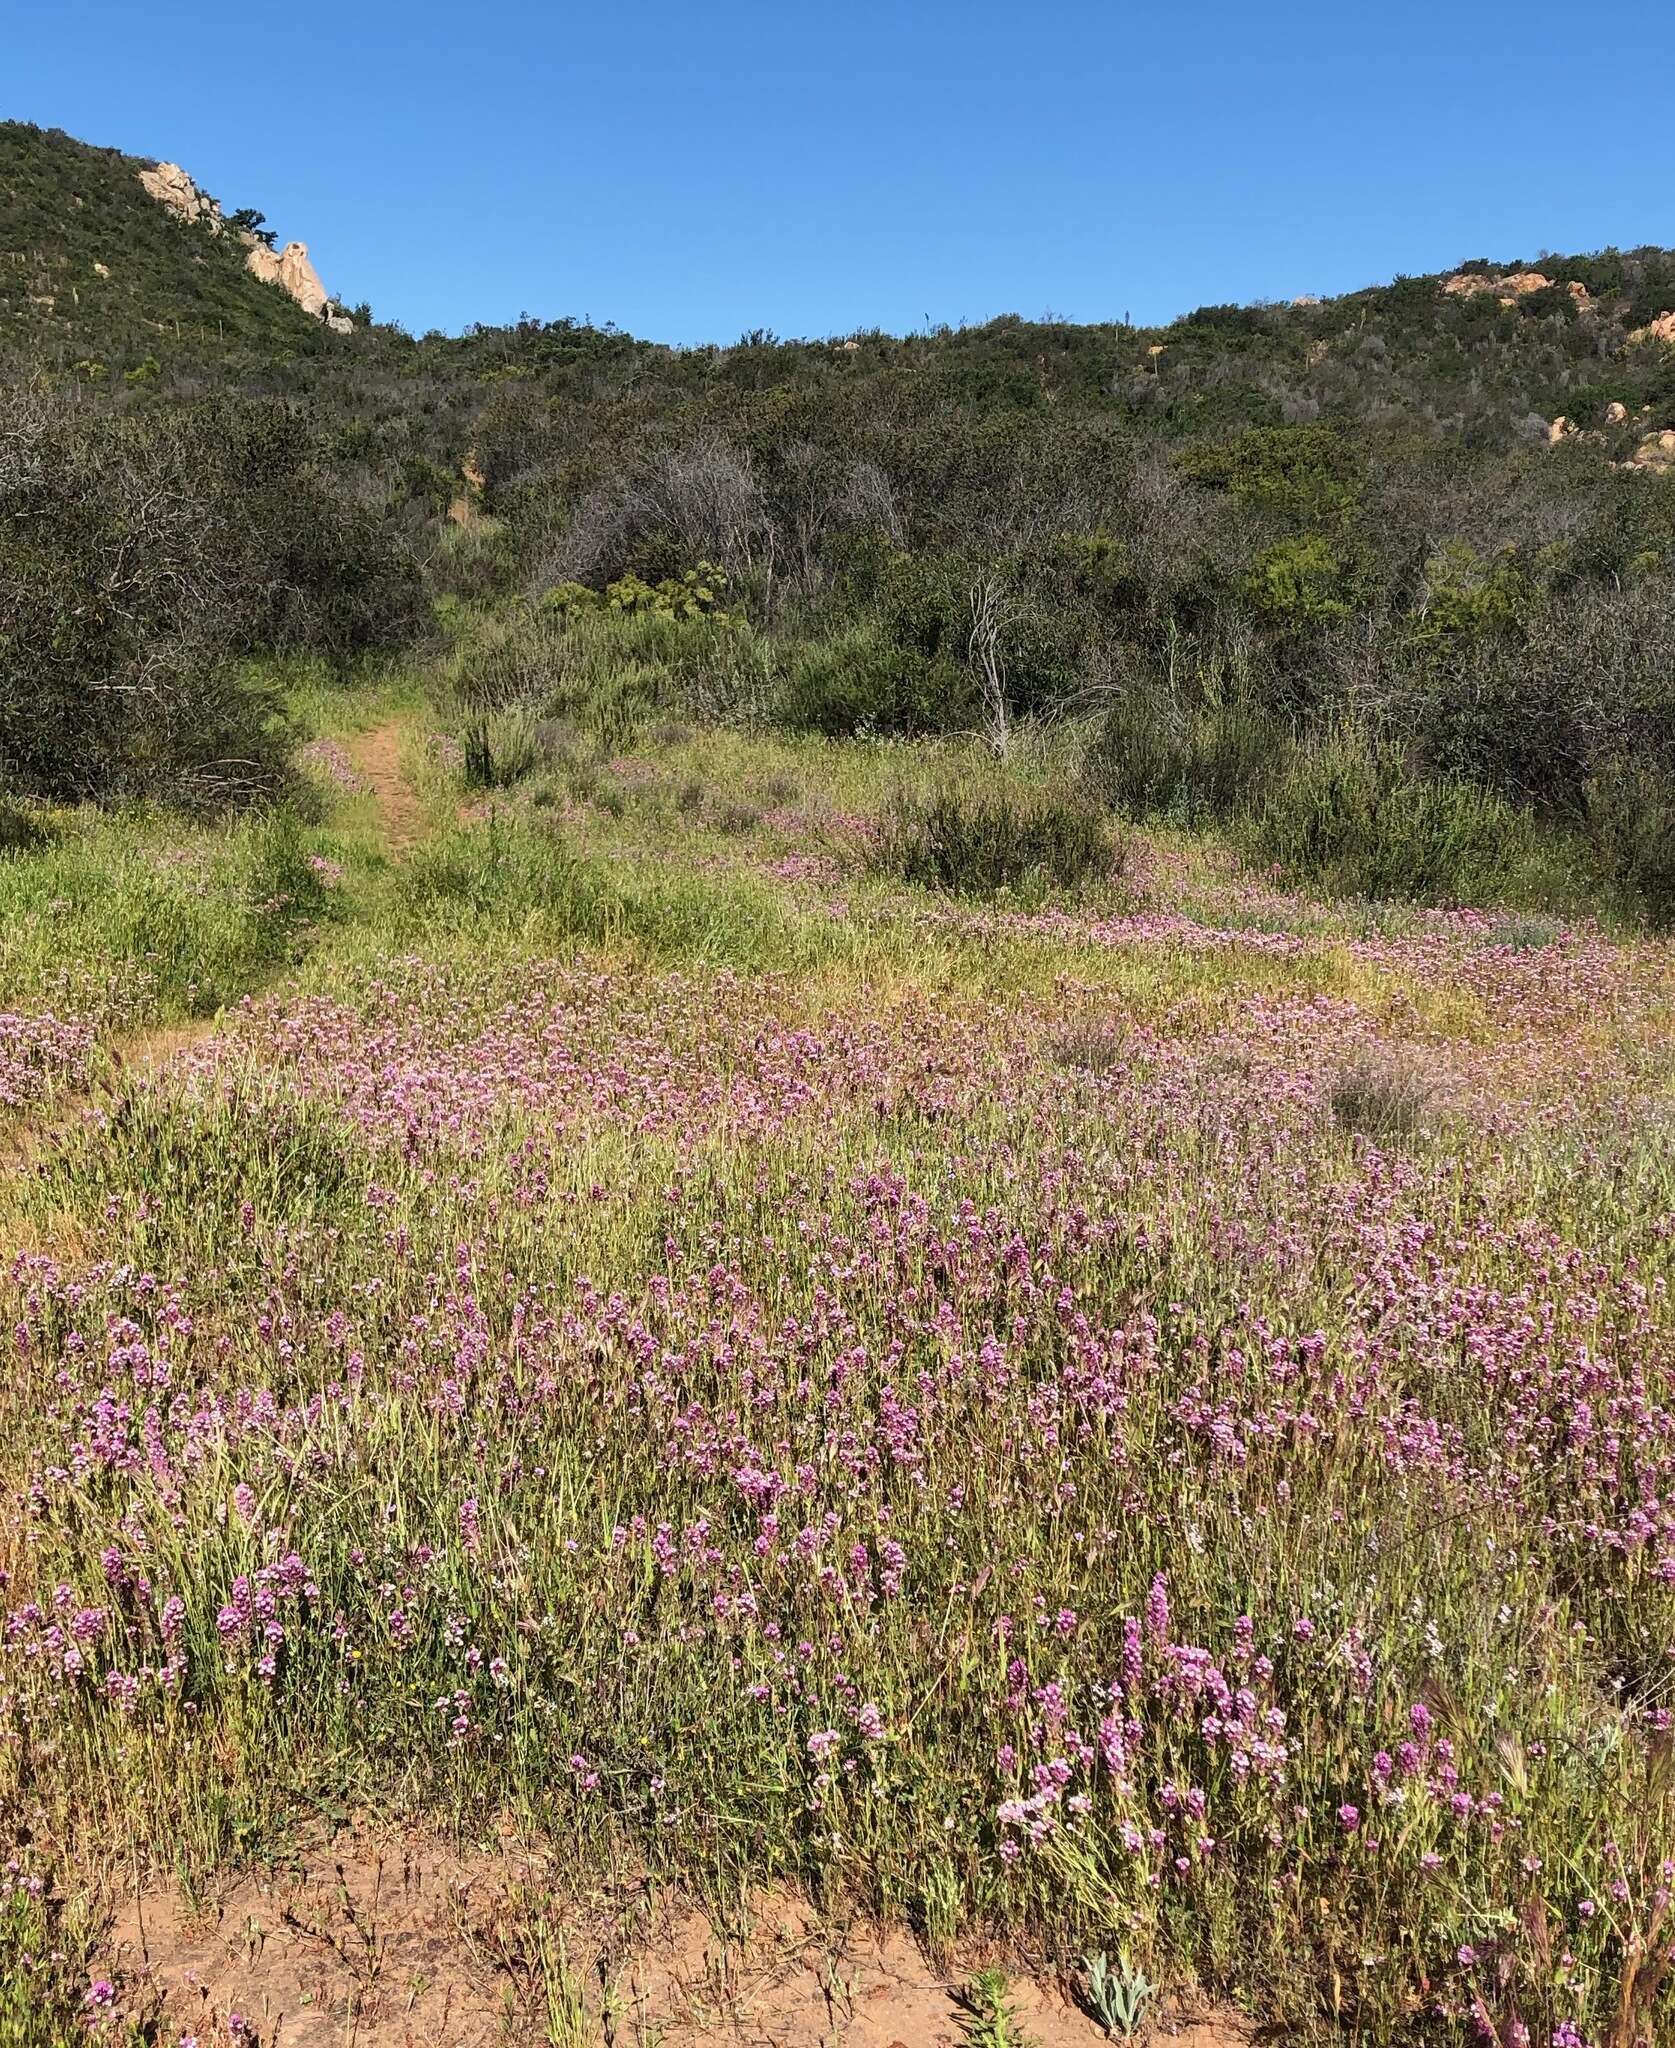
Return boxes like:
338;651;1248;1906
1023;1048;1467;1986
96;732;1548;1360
544;562;737;624
1245;729;1546;904
0;388;420;808
779;625;970;737
1089;689;1290;821
1081;647;1294;823
1248;535;1360;627
1175;423;1363;528
1585;755;1675;924
870;783;1117;897
1405;574;1675;812
842;545;1090;719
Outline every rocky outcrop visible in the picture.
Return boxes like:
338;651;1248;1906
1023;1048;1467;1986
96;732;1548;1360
1543;399;1672;465
1630;429;1675;473
138;161;220;228
244;239;330;320
1443;270;1592;309
241;235;353;330
1630;310;1675;347
136;160;352;331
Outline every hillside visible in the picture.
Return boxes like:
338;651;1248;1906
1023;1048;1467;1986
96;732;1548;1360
0;121;346;367
440;248;1675;450
3;120;1675;2048
4;119;1675;918
9;118;1675;439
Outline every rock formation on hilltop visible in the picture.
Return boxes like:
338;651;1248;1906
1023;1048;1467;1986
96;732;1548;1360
136;160;352;331
138;160;219;227
245;239;342;326
1443;269;1593;308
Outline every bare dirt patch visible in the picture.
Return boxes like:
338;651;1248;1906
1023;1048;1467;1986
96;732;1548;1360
111;1016;222;1078
347;720;428;856
105;1837;534;2047
100;1833;1254;2047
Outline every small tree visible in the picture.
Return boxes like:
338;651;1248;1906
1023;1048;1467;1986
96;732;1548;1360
228;207;278;250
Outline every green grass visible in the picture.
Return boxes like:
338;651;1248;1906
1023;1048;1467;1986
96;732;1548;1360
0;803;345;1023
0;705;1474;1110
2;667;1674;2045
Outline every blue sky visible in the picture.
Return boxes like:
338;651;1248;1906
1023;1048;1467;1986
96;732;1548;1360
11;1;1675;343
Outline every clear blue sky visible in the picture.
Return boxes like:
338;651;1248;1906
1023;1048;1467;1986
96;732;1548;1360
11;1;1674;344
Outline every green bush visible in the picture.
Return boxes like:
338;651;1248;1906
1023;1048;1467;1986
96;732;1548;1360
779;624;970;737
870;782;1117;897
1585;755;1675;924
1248;535;1358;627
1089;691;1289;821
441;603;571;712
463;708;544;790
1175;423;1362;527
1245;729;1544;904
441;601;769;753
0;389;419;809
836;541;1089;721
543;562;736;624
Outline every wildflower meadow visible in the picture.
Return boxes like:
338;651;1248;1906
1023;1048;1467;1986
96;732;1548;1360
0;704;1671;2048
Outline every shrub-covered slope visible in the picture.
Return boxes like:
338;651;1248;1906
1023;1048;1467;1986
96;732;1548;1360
0;121;335;366
7;117;1675;917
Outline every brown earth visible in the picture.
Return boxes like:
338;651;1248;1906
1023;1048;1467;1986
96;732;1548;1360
346;720;428;855
99;1833;1256;2048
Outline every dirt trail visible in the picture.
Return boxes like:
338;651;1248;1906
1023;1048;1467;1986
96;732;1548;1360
102;1837;1253;2048
1;720;427;1188
110;1017;221;1079
91;719;426;1090
346;718;427;855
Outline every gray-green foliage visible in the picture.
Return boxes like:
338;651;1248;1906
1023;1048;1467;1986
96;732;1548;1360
1241;728;1556;906
1080;1951;1157;2039
0;387;421;809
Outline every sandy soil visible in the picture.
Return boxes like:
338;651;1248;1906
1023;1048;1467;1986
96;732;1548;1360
346;719;428;855
99;1831;1256;2047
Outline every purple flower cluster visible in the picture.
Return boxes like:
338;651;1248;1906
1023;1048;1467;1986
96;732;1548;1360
2;935;1671;2042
